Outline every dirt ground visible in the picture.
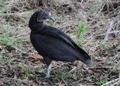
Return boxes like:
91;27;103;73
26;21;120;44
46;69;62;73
0;0;120;86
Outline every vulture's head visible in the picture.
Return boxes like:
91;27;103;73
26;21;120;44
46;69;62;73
29;9;54;30
36;9;54;22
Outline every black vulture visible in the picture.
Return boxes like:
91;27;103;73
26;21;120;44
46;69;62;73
28;9;91;78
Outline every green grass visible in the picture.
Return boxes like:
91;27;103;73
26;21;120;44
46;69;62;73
108;57;113;64
0;55;16;68
0;24;22;47
94;51;99;56
96;80;110;86
51;71;71;81
51;69;84;82
86;75;94;82
0;24;24;58
90;4;101;12
0;0;10;14
98;42;113;49
96;75;109;86
76;22;87;45
90;7;97;12
0;35;22;46
18;65;35;79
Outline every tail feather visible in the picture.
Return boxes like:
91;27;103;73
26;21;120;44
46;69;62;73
72;42;91;65
84;58;91;65
77;48;91;65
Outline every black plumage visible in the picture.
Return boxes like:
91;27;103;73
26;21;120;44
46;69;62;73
28;9;91;77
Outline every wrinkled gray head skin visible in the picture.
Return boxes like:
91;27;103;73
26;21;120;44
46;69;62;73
37;9;55;22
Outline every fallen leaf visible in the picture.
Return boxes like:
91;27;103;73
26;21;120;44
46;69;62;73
32;54;44;60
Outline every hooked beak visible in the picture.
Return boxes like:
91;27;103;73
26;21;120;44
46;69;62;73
48;12;55;21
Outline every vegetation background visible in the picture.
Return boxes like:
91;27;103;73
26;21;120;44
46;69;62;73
0;0;120;86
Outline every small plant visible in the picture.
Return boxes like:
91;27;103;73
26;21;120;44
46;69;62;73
52;71;70;81
0;25;22;46
98;42;113;49
90;7;97;12
0;0;10;14
0;2;6;14
55;15;63;23
86;75;93;82
11;61;18;68
96;75;109;86
98;42;104;49
0;54;18;70
71;73;76;79
51;70;78;82
76;22;87;45
108;57;113;64
90;4;101;12
77;71;83;77
19;65;35;79
14;38;22;46
0;36;13;46
106;44;113;49
0;35;22;47
94;51;98;56
96;80;110;86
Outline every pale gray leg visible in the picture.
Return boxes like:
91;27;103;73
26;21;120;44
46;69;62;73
45;63;52;78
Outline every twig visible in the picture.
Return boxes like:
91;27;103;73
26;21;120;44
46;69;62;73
112;80;120;86
96;30;120;36
72;80;81;85
12;46;27;55
69;67;76;73
62;77;67;85
103;21;113;44
101;78;120;86
94;1;106;18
